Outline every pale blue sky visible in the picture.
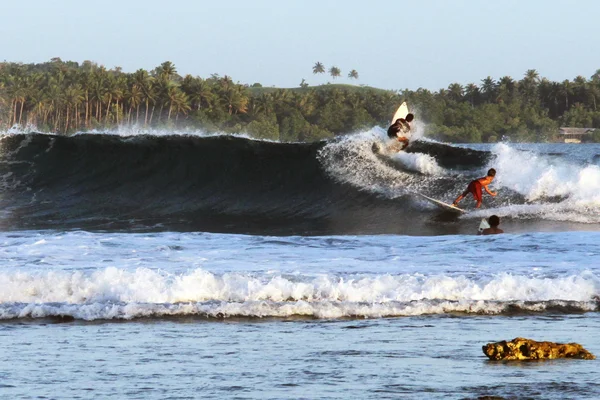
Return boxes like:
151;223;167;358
2;0;599;91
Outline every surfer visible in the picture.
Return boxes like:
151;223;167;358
479;215;503;235
452;168;497;208
387;113;414;150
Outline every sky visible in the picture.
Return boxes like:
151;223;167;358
2;0;600;91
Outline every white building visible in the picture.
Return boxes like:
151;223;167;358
558;127;595;143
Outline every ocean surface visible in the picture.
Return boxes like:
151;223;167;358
1;127;599;399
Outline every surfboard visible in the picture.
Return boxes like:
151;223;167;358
391;102;409;125
418;193;466;214
478;218;491;233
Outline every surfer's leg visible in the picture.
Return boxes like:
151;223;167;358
472;182;483;206
453;188;469;206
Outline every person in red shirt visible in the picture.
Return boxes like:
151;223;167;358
452;168;497;208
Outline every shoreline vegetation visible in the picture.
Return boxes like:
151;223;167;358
1;58;600;143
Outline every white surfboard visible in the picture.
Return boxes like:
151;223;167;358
478;218;491;233
418;193;466;214
391;102;409;125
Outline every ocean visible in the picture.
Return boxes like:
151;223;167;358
0;128;599;399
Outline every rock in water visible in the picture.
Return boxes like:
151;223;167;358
482;337;595;361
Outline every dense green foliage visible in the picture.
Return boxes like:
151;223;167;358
1;59;599;142
404;70;600;143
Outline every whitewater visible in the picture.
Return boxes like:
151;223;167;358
1;127;599;399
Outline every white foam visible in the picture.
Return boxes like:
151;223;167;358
490;143;600;223
317;128;449;198
317;128;410;197
0;123;43;135
406;105;427;141
76;125;251;139
0;268;597;320
390;151;444;175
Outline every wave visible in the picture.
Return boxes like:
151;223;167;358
0;130;598;234
1;268;598;320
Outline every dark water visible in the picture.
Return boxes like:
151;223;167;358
0;133;598;235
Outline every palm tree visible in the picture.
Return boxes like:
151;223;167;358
348;70;359;80
171;89;191;122
46;82;63;132
246;96;264;118
524;69;540;83
155;76;178;123
103;75;116;124
497;76;516;103
0;80;6;128
80;71;95;128
112;75;127;125
312;62;325;75
447;83;464;102
293;90;316;117
221;86;249;115
590;70;600;111
271;89;292;115
588;85;599;111
156;61;177;81
186;78;214;110
63;84;84;132
256;93;274;115
126;84;143;124
559;80;572;109
219;75;233;91
166;86;180;121
329;66;341;80
5;76;26;126
89;79;106;125
133;69;154;125
572;75;588;105
14;80;28;126
481;76;497;103
464;83;480;107
520;70;539;105
28;86;46;127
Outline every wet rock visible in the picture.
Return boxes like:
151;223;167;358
482;337;595;361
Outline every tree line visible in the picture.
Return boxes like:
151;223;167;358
405;69;600;142
1;59;599;143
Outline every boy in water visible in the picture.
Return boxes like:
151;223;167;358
452;168;497;208
387;113;414;150
480;215;504;235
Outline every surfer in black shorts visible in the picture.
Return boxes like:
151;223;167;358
387;113;414;150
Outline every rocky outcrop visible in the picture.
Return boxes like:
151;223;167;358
482;337;595;361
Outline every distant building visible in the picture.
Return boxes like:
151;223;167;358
558;127;595;143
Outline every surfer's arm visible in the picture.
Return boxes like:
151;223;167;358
483;185;497;196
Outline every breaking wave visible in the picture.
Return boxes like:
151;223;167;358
0;129;598;234
1;267;598;320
